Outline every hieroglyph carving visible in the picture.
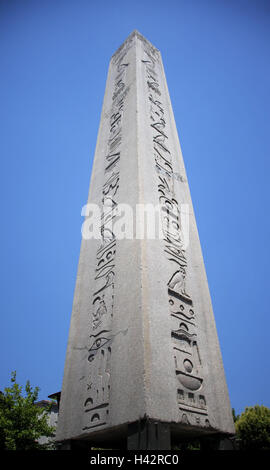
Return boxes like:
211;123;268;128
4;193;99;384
142;46;210;428
82;53;129;431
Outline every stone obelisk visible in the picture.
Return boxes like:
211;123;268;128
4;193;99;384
56;31;235;449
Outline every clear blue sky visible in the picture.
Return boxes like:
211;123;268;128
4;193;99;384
0;0;269;417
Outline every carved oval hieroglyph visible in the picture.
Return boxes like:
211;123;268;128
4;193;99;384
177;372;202;391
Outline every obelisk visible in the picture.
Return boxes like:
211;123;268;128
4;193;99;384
56;31;235;450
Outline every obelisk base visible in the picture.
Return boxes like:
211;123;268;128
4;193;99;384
200;435;235;450
127;420;171;450
56;439;91;450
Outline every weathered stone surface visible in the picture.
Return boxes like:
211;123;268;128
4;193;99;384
56;31;235;446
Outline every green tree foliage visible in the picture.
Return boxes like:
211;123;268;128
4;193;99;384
0;371;55;450
236;405;270;450
232;408;240;423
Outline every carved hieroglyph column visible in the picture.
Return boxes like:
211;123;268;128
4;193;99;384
56;31;235;448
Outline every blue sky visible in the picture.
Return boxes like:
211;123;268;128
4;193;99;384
0;0;269;417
